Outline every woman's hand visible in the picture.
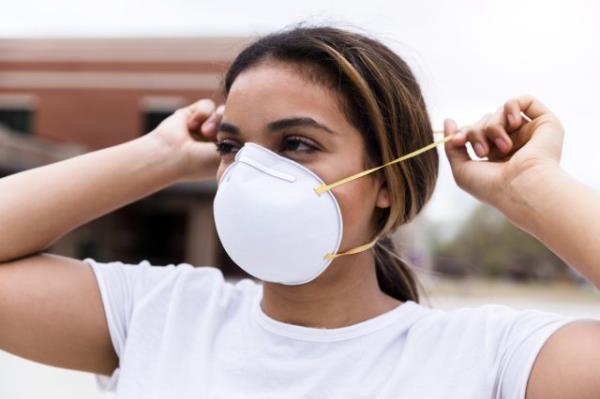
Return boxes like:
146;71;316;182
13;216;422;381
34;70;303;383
443;95;565;229
147;99;224;182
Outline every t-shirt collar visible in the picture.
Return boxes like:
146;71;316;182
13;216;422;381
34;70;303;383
251;285;425;342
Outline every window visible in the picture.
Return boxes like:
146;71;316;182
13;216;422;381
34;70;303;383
0;109;31;133
140;96;185;135
143;110;171;134
0;94;36;134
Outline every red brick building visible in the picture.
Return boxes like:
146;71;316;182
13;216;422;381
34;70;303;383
0;37;250;274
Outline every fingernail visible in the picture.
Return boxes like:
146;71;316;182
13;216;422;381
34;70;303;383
506;114;515;126
494;138;507;152
202;121;215;133
474;142;485;156
197;100;215;114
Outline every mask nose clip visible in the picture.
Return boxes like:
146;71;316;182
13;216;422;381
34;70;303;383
237;153;297;183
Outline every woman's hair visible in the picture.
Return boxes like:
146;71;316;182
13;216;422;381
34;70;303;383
222;25;438;302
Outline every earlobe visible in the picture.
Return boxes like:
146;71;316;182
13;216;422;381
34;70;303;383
376;182;391;209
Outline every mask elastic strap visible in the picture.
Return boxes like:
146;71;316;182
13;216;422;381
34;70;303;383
324;235;380;261
315;132;455;195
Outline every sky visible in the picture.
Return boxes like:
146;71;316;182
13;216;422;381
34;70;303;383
2;0;599;225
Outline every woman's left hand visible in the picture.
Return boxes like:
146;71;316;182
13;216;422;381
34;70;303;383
443;95;565;224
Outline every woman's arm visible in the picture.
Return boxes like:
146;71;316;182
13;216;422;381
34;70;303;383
0;99;219;262
505;161;600;286
443;95;600;287
0;99;222;374
0;133;178;261
445;96;600;287
443;95;600;399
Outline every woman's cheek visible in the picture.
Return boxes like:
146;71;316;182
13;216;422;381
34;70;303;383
331;182;375;239
215;162;230;184
215;168;224;184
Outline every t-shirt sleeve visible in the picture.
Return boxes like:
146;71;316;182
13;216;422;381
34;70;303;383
494;308;596;399
84;256;191;392
84;257;147;391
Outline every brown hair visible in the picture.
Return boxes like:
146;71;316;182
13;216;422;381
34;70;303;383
222;25;438;302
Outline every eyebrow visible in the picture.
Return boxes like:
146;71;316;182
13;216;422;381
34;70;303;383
218;117;336;135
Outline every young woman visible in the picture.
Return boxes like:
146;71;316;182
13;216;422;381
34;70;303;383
0;26;598;398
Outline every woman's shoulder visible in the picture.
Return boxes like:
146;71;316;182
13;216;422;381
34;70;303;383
410;301;577;335
399;302;589;398
407;301;584;363
83;257;261;306
82;258;263;392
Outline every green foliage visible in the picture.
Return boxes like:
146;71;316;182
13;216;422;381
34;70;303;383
433;204;572;281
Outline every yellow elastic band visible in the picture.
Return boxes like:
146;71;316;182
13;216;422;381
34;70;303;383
324;235;380;261
315;131;455;195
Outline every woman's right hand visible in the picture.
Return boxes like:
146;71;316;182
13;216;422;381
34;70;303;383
148;99;224;182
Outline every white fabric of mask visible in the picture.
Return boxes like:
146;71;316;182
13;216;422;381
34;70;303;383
213;142;343;285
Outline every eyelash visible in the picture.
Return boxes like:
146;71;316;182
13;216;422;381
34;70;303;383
215;135;319;156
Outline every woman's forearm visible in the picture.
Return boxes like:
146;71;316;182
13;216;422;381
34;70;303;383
0;133;183;262
506;163;600;287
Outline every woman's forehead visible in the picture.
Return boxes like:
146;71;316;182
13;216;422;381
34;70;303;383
224;62;350;133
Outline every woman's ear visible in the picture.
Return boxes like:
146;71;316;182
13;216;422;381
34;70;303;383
375;181;390;209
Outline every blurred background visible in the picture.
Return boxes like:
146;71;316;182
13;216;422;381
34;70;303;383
1;0;599;397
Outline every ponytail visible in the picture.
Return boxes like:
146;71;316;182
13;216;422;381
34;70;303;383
373;236;420;302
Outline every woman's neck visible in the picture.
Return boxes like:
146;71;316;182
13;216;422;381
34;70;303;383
259;251;403;329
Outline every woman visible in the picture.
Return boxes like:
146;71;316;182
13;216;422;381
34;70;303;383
0;26;598;398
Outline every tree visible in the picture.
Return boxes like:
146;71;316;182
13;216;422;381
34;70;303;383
432;204;572;282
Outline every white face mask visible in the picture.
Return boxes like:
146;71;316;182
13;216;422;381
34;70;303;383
213;134;452;285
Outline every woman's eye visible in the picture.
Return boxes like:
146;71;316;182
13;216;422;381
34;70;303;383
215;136;319;157
281;136;318;153
215;139;241;156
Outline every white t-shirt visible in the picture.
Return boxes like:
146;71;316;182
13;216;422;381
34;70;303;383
84;257;587;399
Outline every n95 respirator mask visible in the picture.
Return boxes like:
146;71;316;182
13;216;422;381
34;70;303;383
213;135;453;285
